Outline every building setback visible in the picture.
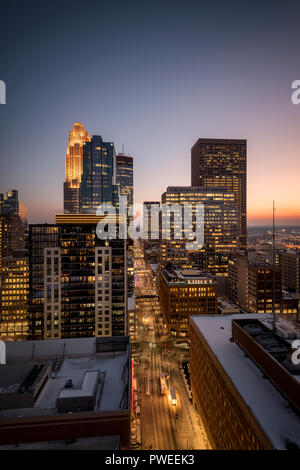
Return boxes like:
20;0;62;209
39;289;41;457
191;139;246;249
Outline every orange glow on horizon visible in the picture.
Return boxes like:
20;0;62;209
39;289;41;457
248;207;300;225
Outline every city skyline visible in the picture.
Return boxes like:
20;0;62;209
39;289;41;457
0;1;300;226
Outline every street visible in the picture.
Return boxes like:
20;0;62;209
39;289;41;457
131;241;210;450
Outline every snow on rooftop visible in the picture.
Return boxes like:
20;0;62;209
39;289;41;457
191;314;300;449
35;353;127;412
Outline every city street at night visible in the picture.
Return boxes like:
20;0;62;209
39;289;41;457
131;241;210;450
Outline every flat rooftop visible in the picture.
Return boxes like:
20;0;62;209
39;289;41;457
217;297;240;311
190;314;300;450
0;337;130;419
162;266;215;284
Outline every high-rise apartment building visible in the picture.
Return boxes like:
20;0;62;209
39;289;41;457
0;251;29;341
28;224;60;340
28;215;127;340
63;122;90;213
159;266;217;336
191;139;246;249
160;187;238;275
80;136;119;213
116;153;133;208
56;214;126;339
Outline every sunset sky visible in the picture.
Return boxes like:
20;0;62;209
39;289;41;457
0;0;299;225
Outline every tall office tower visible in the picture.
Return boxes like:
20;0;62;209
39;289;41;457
0;189;19;215
80;136;119;213
280;250;300;293
28;215;127;340
116;153;133;208
191;139;247;249
63;122;90;213
28;224;60;340
0;251;29;341
160;187;238;275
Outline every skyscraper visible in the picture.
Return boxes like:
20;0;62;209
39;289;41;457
80;136;119;213
63;122;90;213
116;153;133;208
28;224;60;340
0;251;29;341
160;186;238;275
191;139;247;249
0;189;19;215
28;215;127;340
56;214;126;339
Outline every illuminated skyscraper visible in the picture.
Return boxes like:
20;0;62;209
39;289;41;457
116;153;133;208
28;215;127;340
0;251;29;341
0;189;19;215
80;136;119;213
63;122;90;213
160;186;238;276
191;139;247;249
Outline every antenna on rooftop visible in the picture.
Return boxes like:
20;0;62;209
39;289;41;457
272;200;276;332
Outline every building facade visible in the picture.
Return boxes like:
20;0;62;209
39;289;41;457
116;154;133;208
0;189;19;215
280;250;300;293
0;251;29;341
160;186;238;275
228;250;297;314
28;224;60;340
159;266;217;336
80;136;119;213
189;314;300;450
63;122;90;214
191;139;246;249
28;215;127;340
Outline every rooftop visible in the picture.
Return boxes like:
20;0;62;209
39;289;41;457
161;265;215;285
0;336;130;420
190;314;300;450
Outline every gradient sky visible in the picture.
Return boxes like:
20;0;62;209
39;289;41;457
0;0;299;225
